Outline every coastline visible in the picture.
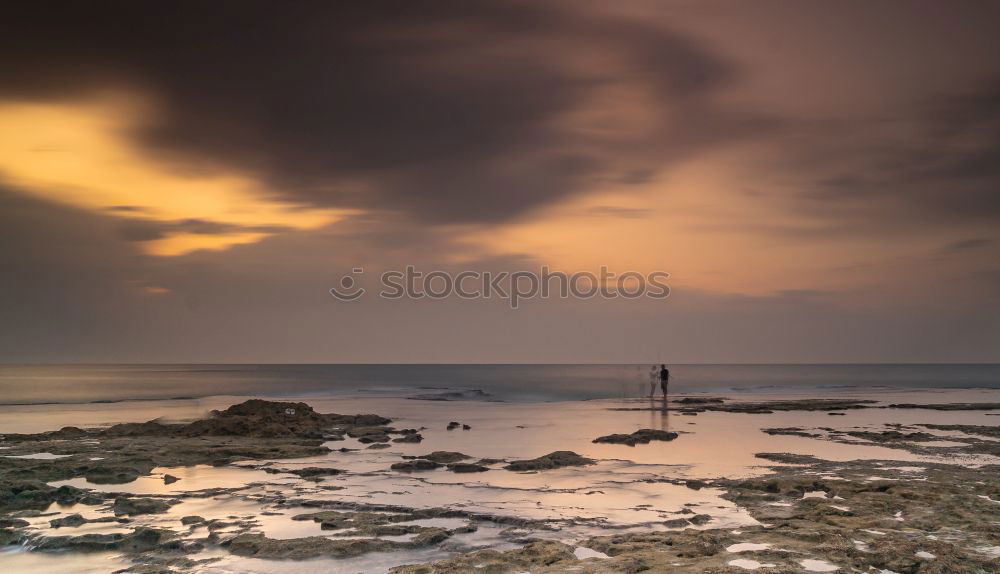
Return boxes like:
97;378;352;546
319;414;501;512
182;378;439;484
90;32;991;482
1;391;998;573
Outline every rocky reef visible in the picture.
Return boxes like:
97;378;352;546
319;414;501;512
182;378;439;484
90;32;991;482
392;454;1000;573
3;398;998;574
0;399;393;514
593;429;678;446
504;451;595;471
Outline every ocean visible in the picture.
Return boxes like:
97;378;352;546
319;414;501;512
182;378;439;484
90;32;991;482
1;363;998;405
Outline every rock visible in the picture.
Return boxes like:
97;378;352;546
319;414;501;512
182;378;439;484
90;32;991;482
0;527;24;546
225;533;398;559
113;497;172;516
392;434;423;443
390;540;575;573
504;451;595;471
593;429;678;446
85;465;150;484
162;474;179;485
290;467;343;478
49;513;86;528
0;518;29;528
357;434;391;444
50;514;124;528
391;460;442;472
367;443;391;449
447;463;489;473
103;399;391;439
888;402;1000;411
34;527;168;553
347;426;392;438
180;515;205;525
446;422;461;430
462;424;471;430
662;518;691;528
685;479;707;490
687;514;712;525
49;426;91;438
0;480;88;511
413;527;452;545
412;451;470;464
754;452;822;464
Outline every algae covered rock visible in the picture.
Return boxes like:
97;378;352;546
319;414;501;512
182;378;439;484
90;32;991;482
593;429;678;446
225;532;397;559
49;513;87;528
113;496;172;516
504;451;595;471
391;460;442;472
413;451;469;464
447;463;489;473
289;467;343;478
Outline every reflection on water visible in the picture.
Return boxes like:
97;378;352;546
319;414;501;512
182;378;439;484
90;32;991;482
48;465;290;494
195;547;454;574
0;549;129;573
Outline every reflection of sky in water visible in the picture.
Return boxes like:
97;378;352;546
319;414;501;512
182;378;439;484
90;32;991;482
0;549;130;574
48;465;290;494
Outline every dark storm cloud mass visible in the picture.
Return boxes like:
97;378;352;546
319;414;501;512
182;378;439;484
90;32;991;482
2;0;1000;364
774;77;1000;231
941;237;993;254
0;0;760;223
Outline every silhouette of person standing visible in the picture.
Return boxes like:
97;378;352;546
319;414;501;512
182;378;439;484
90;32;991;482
659;364;670;397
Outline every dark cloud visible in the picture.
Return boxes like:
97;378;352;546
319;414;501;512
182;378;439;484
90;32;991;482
772;78;1000;231
0;0;761;224
114;218;294;242
941;237;993;254
115;220;164;242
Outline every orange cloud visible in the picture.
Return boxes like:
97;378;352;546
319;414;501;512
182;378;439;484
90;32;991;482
0;93;354;255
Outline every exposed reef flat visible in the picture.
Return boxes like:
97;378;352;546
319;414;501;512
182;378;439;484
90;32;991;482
612;397;1000;415
0;400;392;512
392;455;1000;573
763;422;1000;457
2;396;998;573
887;402;1000;411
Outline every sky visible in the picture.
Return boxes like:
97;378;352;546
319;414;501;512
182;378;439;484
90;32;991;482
1;0;999;363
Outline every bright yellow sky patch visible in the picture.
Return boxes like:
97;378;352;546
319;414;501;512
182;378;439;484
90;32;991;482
0;95;352;256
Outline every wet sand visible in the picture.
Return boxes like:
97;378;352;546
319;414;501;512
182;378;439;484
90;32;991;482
1;389;998;573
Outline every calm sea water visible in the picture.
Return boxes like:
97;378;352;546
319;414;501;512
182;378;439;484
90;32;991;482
0;364;998;405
